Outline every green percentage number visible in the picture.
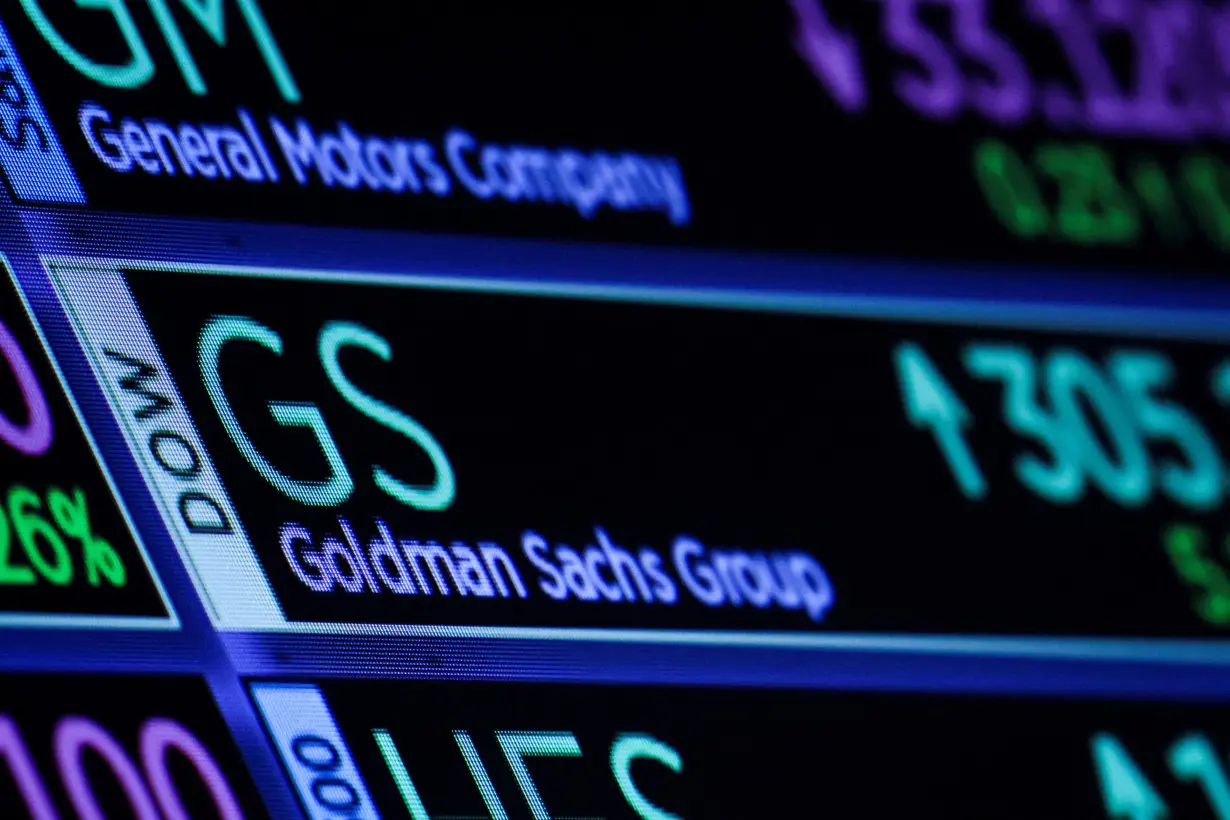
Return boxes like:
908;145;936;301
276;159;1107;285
1130;159;1190;246
1181;154;1230;252
1163;524;1230;627
973;140;1050;238
0;485;125;587
970;140;1230;253
1034;142;1139;245
975;140;1142;247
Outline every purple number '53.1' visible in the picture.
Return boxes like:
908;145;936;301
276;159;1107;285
799;0;1230;138
1130;0;1228;138
1212;6;1230;132
883;0;963;118
1127;0;1207;137
0;317;51;457
1081;0;1215;138
1030;0;1229;139
882;0;1030;124
951;0;1031;124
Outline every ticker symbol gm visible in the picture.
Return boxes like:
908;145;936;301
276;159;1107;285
17;0;300;102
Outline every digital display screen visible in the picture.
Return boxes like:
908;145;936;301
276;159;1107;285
4;0;1230;272
250;679;1230;819
0;0;1221;817
38;257;1230;639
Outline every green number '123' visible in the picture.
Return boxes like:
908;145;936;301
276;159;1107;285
974;141;1140;246
893;343;1225;509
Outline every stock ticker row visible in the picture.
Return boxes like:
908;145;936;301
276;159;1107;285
0;0;1224;818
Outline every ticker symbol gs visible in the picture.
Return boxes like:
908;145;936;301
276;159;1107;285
198;315;456;510
17;0;299;102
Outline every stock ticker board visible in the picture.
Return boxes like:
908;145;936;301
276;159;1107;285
15;0;1230;272
0;0;1223;818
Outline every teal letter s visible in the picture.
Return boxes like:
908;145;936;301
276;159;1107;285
319;321;455;511
611;734;683;820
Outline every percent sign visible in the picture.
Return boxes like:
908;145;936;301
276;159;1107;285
0;486;125;587
49;487;124;586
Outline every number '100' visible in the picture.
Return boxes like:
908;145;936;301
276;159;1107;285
0;714;243;819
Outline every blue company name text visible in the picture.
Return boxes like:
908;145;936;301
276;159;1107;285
79;103;691;225
281;521;834;624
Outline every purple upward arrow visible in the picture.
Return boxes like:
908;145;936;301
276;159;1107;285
791;0;868;112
